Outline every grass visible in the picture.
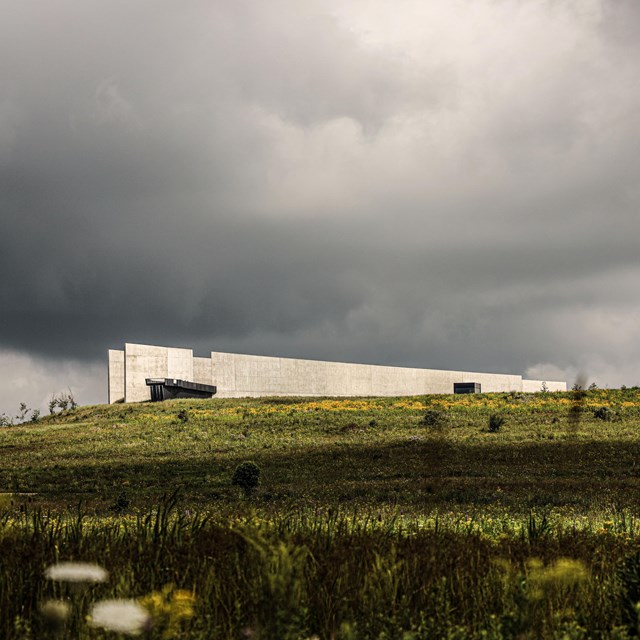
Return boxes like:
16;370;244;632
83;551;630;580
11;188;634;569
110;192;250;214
2;388;640;637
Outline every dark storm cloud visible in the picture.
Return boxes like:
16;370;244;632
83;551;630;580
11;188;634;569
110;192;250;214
2;0;640;414
0;0;437;360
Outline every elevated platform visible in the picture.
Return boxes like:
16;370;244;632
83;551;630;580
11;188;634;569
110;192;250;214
145;378;217;402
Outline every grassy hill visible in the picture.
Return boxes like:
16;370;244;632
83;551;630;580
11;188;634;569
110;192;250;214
2;389;640;638
2;388;640;515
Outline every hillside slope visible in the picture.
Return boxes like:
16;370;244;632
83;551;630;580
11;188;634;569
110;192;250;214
2;389;639;514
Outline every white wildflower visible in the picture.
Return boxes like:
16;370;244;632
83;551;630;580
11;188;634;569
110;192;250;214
44;562;108;583
89;599;151;636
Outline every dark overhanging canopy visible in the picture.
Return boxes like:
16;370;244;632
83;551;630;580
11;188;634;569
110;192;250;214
145;378;217;402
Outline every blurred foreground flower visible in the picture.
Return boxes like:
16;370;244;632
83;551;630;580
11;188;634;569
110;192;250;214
89;599;151;636
44;562;108;583
39;600;70;632
139;583;195;636
526;557;588;600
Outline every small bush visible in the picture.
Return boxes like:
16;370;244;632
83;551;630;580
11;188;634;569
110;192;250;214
488;414;505;432
232;462;261;496
177;409;189;423
593;406;612;422
109;491;130;514
48;391;78;415
16;403;30;422
422;410;445;427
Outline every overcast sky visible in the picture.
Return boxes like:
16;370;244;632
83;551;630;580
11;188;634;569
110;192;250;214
2;0;639;416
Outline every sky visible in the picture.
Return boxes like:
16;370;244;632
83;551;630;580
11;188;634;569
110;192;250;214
1;0;639;417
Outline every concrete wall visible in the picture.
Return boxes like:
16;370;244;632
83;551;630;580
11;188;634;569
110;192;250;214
124;343;194;403
108;349;125;403
523;379;565;393
193;356;213;386
209;351;566;397
109;343;567;402
462;371;523;394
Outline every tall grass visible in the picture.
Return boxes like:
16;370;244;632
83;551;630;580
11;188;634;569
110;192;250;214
2;389;640;637
1;500;640;638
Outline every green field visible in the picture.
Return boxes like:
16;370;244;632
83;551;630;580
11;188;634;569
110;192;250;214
2;389;640;638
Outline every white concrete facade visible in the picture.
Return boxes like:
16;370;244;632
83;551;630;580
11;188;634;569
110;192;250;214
124;343;194;403
108;342;566;403
108;349;125;403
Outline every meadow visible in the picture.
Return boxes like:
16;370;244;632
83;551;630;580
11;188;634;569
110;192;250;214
2;388;640;638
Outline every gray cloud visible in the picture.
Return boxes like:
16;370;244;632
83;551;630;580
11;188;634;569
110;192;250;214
2;0;640;413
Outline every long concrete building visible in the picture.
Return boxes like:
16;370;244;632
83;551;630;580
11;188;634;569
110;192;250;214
108;342;566;403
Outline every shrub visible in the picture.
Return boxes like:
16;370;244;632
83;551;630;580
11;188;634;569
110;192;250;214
16;403;30;422
232;462;261;496
109;491;130;514
13;402;40;424
422;410;445;427
48;391;78;415
177;409;189;423
593;406;612;422
488;414;505;432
